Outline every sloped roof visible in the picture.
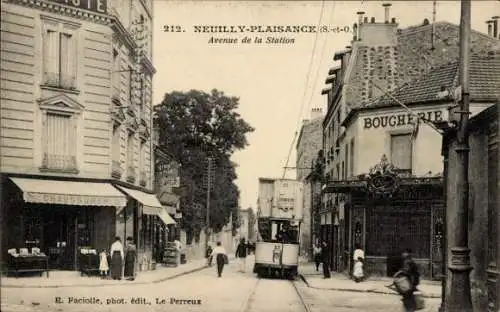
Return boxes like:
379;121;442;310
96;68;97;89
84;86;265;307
363;56;500;109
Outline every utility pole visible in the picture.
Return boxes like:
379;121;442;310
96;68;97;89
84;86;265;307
445;0;473;311
204;157;214;252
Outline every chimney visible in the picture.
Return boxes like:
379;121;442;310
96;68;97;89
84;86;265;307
382;3;392;23
391;17;396;24
371;17;375;23
364;16;368;23
356;11;365;40
310;108;323;120
493;16;499;38
487;20;493;36
353;23;358;41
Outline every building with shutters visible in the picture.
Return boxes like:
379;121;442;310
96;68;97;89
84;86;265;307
318;4;500;281
0;0;164;271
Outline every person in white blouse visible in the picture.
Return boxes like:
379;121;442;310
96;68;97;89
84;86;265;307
353;244;365;278
110;237;124;280
210;241;227;277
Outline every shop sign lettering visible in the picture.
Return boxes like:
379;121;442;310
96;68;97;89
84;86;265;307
50;0;107;14
363;110;444;129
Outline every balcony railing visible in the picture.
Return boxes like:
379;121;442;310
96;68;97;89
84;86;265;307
127;166;136;183
43;72;77;90
140;171;147;187
40;154;77;172
111;160;123;179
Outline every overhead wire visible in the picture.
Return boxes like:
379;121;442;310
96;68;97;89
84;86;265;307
281;0;327;179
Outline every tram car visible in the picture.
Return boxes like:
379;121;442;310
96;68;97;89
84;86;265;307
253;178;303;279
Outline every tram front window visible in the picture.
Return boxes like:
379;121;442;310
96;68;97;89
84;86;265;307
272;221;299;244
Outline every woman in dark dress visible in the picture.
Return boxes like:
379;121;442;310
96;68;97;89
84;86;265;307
110;237;124;280
124;236;137;281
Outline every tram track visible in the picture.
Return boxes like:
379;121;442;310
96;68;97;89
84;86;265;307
240;276;311;312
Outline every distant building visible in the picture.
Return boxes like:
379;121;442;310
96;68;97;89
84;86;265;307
0;0;162;271
296;108;324;260
319;3;499;282
238;208;254;241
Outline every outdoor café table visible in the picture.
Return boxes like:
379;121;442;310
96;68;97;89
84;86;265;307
8;254;50;278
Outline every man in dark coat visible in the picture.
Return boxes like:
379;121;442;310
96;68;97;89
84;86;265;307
235;238;248;272
399;248;420;312
321;241;331;278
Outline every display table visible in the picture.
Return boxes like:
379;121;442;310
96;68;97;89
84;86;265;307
7;255;50;278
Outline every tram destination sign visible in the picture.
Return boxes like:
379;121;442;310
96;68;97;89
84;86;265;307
49;0;107;14
363;109;445;129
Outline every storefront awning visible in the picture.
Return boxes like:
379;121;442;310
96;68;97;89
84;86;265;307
10;177;127;207
163;204;177;215
158;208;176;225
115;186;162;215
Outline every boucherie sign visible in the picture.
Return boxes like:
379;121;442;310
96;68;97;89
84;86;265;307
50;0;107;13
363;110;445;129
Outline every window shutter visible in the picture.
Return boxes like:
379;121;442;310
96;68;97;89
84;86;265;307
390;134;412;170
44;29;59;84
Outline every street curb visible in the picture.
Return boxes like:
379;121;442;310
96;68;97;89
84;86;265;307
1;264;210;289
299;274;441;299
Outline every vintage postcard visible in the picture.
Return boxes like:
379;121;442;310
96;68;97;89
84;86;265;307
0;0;499;311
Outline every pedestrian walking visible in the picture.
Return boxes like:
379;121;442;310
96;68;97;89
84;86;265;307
313;242;322;272
321;241;331;278
391;249;422;312
235;238;248;272
124;236;137;281
99;248;109;279
353;257;364;283
210;241;228;277
352;244;365;278
110;237;124;280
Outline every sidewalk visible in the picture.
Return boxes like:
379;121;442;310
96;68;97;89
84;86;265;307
1;257;211;289
299;263;442;299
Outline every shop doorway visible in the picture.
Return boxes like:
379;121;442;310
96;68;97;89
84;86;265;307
41;206;79;270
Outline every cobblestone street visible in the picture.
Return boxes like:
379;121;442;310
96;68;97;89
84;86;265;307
2;256;442;312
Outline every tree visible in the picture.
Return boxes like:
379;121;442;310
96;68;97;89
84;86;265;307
155;89;254;243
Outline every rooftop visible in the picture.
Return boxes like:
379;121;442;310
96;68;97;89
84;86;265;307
364;55;500;109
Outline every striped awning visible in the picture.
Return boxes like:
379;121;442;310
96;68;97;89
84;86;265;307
10;177;127;207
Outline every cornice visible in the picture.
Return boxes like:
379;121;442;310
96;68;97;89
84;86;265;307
5;0;112;25
109;16;137;56
140;52;156;75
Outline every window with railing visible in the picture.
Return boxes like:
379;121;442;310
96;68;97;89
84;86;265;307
127;132;135;183
112;49;120;101
41;113;77;172
111;123;122;178
139;141;146;186
42;21;78;90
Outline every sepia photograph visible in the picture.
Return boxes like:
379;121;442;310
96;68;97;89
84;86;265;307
0;0;499;311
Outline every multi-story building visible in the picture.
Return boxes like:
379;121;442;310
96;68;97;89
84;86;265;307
296;108;324;260
319;3;499;285
0;0;163;271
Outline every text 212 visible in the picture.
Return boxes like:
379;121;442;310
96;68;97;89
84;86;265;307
163;25;184;32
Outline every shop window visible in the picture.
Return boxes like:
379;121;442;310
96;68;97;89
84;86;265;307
390;133;413;171
42;19;78;90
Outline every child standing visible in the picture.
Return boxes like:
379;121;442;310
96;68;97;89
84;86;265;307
353;257;364;283
99;249;109;279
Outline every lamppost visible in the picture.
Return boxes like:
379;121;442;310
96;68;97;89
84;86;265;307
445;1;473;311
204;157;214;252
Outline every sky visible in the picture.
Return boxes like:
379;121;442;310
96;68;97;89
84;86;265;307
152;0;500;211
